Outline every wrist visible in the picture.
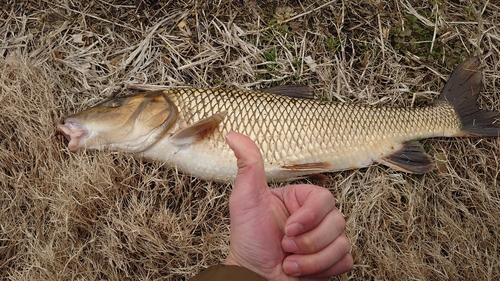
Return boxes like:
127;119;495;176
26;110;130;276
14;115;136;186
224;255;269;280
223;252;245;267
224;252;265;278
224;252;281;281
189;264;267;281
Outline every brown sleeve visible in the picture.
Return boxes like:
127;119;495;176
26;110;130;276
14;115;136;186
188;265;267;281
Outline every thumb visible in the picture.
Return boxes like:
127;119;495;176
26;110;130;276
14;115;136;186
225;132;268;204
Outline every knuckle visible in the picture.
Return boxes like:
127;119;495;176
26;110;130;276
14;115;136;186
331;210;346;233
302;256;323;274
298;235;317;253
317;187;335;202
336;234;351;255
302;208;319;225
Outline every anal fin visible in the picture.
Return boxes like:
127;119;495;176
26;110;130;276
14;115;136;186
171;111;227;147
281;162;333;172
378;141;434;174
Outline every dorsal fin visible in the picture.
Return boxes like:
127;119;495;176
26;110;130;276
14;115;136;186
261;85;314;99
171;111;227;147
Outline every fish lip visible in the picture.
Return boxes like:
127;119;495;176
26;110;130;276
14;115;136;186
57;121;89;151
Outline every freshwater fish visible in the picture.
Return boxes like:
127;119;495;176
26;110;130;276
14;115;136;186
58;57;500;182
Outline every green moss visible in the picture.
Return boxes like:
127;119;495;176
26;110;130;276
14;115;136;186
263;47;278;62
255;47;281;81
291;57;302;69
325;36;342;53
390;14;434;58
465;3;478;20
390;12;469;65
211;78;223;87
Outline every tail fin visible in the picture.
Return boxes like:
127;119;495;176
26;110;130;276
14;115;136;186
439;57;500;137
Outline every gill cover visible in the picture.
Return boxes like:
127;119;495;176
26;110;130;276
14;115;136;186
59;91;177;152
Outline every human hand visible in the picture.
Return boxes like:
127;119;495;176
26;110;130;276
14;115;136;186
224;132;353;281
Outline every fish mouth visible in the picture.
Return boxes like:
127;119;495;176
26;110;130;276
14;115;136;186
58;122;89;151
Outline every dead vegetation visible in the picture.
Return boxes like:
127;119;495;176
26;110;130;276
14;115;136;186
1;0;499;280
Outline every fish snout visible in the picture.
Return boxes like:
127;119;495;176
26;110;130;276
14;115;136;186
58;121;89;151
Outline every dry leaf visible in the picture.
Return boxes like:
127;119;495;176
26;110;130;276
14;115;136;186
303;56;317;72
177;20;186;29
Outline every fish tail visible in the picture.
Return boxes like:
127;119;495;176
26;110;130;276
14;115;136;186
439;57;500;137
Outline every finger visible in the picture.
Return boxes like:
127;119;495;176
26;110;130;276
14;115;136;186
299;278;329;281
304;253;354;278
225;132;268;206
281;186;336;237
282;208;345;254
282;233;351;276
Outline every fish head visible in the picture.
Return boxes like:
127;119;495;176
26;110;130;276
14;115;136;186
58;91;177;152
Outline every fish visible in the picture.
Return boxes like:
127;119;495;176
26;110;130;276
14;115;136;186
58;57;500;182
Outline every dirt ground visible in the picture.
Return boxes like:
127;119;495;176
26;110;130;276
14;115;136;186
1;0;499;280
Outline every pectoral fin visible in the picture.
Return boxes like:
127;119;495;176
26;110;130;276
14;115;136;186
171;111;227;147
306;173;329;184
378;141;434;174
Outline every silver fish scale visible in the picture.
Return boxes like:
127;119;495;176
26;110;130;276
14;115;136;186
164;88;461;168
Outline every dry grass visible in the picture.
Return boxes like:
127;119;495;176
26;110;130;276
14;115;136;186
1;0;500;280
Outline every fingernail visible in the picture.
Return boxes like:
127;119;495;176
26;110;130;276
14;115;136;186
283;261;300;276
282;238;298;252
285;223;304;237
225;134;234;147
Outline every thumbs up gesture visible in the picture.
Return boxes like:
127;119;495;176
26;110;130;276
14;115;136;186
224;132;353;281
